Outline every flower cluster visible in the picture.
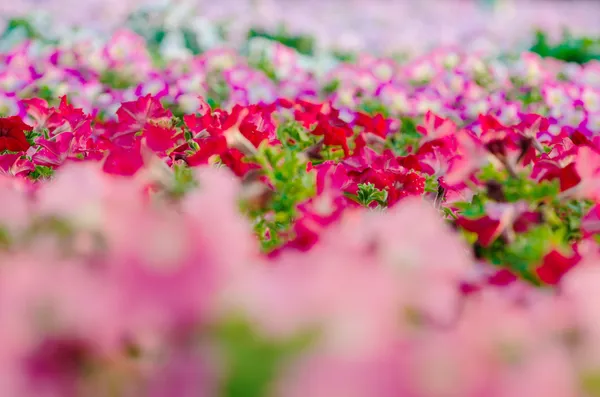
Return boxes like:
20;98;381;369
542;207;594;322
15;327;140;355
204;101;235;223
2;5;600;397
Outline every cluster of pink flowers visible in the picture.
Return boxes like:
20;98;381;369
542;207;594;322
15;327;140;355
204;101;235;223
0;90;599;395
2;158;599;397
4;0;600;53
2;31;600;129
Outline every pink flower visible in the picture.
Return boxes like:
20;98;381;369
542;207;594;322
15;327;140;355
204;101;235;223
113;94;172;141
417;111;456;144
22;98;52;129
572;146;600;201
458;202;537;247
444;129;488;186
32;133;75;167
0;153;34;177
581;205;600;237
0;176;31;232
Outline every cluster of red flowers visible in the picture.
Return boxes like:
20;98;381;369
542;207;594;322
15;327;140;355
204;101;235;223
1;93;597;289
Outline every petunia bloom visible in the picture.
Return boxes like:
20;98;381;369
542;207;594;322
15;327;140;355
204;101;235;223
0;116;32;152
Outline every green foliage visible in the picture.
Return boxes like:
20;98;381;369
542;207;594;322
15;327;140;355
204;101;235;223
0;18;45;42
247;26;315;56
214;316;315;397
276;120;314;151
25;128;42;147
553;199;594;243
387;116;421;156
530;29;600;65
36;86;56;103
473;224;562;284
249;54;279;82
246;129;316;251
181;28;203;55
0;227;11;250
350;183;388;208
454;193;487;218
29;165;54;181
515;87;543;107
205;70;230;109
170;162;198;199
424;175;439;194
322;79;341;96
502;176;560;203
358;99;390;117
125;10;206;59
454;158;588;282
580;370;600;397
332;49;357;63
476;163;560;203
359;183;388;207
99;70;136;90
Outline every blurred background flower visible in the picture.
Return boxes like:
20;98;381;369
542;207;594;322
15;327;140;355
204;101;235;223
1;0;600;54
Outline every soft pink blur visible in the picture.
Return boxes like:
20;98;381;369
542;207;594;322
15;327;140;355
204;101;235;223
1;0;600;52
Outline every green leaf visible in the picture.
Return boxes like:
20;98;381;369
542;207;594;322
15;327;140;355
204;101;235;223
245;143;316;252
0;227;11;250
99;70;136;90
1;18;40;40
322;79;341;96
358;99;389;117
170;162;197;198
580;370;600;397
182;28;202;55
276;120;312;150
215;316;315;397
247;26;315;56
356;183;388;207
530;29;600;64
29;165;54;181
386;116;422;156
25;129;41;147
455;193;487;218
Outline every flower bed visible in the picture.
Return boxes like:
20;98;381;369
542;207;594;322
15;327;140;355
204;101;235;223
2;7;600;397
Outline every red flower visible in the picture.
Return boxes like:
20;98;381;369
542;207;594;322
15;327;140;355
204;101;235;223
536;249;580;285
185;136;227;166
388;171;425;205
112;95;173;142
457;216;503;247
143;123;180;154
398;154;423;172
286;220;320;251
488;268;518;286
312;116;352;157
457;203;535;247
570;130;595;147
103;144;144;176
238;114;272;148
220;149;260;177
0;116;32;152
479;114;509;137
354;112;389;139
534;161;581;191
